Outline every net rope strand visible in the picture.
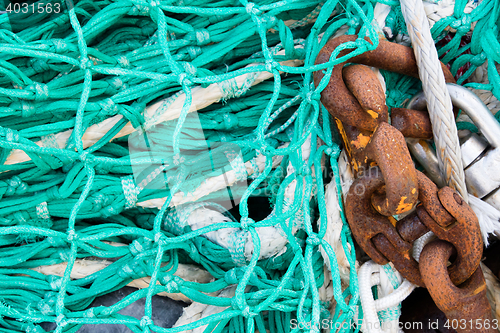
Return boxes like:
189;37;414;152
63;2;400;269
0;0;500;332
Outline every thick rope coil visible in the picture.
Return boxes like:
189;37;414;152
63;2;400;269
400;0;468;201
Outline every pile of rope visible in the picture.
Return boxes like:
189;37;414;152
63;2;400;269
1;0;500;332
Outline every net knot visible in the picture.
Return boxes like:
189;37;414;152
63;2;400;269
240;217;254;230
0;127;19;143
21;100;36;118
451;14;472;35
186;46;202;60
37;292;57;315
245;3;261;16
98;98;118;116
79;151;95;165
67;230;78;242
117;55;130;68
306;234;321;246
53;39;68;53
470;52;486;67
140;316;153;327
324;145;340;158
48;275;62;291
177;73;192;86
298;165;311;176
118;261;146;279
27;82;49;101
195;29;210;45
162;275;183;293
129;238;152;256
242;306;258;318
154;232;168;246
6;176;28;196
56;315;68;328
348;16;360;28
265;60;278;73
80;57;93;70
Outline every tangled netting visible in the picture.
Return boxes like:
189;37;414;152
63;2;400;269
0;0;499;332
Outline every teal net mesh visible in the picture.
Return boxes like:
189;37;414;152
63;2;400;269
0;0;498;332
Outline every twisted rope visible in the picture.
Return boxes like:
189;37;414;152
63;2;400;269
400;0;468;202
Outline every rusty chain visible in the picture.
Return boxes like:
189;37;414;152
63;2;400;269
314;35;494;330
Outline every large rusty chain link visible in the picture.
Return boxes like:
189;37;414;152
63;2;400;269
314;35;494;331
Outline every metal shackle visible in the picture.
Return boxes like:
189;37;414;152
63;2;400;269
407;83;500;209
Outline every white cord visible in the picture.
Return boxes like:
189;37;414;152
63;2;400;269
400;0;468;201
357;261;416;333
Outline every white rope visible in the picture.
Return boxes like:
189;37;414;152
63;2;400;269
481;263;500;323
173;286;236;333
400;0;468;201
357;261;416;333
468;195;500;247
319;153;356;285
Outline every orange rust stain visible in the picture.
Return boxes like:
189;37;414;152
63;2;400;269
396;196;413;214
335;118;351;158
351;133;371;149
367;110;379;119
388;216;397;227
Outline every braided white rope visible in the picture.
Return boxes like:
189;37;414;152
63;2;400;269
400;0;468;201
357;261;416;333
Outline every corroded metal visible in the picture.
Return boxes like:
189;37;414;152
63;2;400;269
420;240;495;333
364;122;418;216
391;108;433;139
345;166;423;287
314;35;455;131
